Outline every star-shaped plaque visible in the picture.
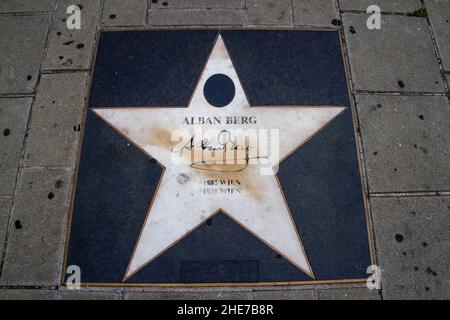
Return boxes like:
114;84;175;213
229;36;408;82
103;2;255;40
92;35;346;280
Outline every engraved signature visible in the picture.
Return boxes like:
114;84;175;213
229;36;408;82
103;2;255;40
170;131;268;173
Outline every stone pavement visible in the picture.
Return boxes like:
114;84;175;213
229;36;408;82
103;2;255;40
0;0;449;300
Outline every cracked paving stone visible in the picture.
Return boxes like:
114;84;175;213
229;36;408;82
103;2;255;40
342;14;445;92
102;0;147;26
245;0;291;25
356;95;450;193
370;196;450;299
23;73;88;167
43;0;101;70
0;98;32;196
0;15;50;94
0;168;72;286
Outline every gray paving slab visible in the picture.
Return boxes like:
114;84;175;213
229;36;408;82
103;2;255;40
102;0;147;26
251;289;316;300
42;0;101;70
0;15;50;94
151;0;242;9
293;0;338;27
356;95;450;193
342;14;445;92
0;289;57;300
0;98;31;196
0;0;55;13
339;0;423;13
317;287;381;300
0;199;12;255
370;196;450;299
23;73;88;167
125;290;251;300
245;0;291;25
58;289;120;300
425;0;450;72
148;8;243;25
0;168;72;286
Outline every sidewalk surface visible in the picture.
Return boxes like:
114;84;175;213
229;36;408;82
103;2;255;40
0;0;449;300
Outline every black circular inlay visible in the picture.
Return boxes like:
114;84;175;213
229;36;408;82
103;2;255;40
203;74;235;107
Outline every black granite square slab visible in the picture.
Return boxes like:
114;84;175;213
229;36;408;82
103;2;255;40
65;30;372;286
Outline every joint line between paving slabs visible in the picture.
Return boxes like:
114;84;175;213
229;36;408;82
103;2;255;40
352;90;447;96
339;10;417;17
419;0;450;97
336;0;384;300
40;69;91;74
370;191;450;198
145;0;150;25
242;0;248;27
0;93;35;98
0;12;53;17
289;0;295;27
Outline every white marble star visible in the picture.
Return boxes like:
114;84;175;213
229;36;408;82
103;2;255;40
92;35;346;281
